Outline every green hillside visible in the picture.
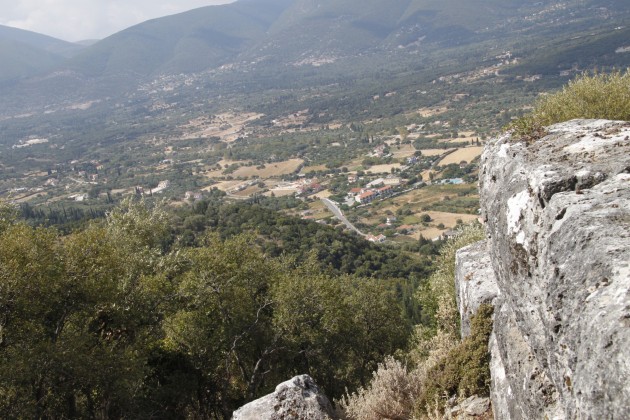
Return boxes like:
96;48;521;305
0;25;84;57
0;0;629;112
66;0;292;78
0;39;65;83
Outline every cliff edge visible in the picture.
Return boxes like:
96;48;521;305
457;119;630;419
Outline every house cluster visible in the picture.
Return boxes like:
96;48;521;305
297;178;323;197
349;185;394;204
366;234;386;243
152;180;171;194
347;175;403;204
134;180;174;197
369;144;389;158
184;191;203;201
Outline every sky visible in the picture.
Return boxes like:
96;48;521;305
0;0;235;42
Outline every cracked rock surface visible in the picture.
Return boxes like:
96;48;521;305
475;119;630;419
232;375;334;420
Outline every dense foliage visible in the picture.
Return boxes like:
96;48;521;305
176;198;432;279
0;199;420;418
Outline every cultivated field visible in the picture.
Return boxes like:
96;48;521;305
312;189;332;199
390;144;417;159
179;112;263;143
425;211;479;226
437;147;483;166
301;164;328;173
232;159;304;178
366;163;402;174
233;185;263;197
446;131;480;144
419;148;453;157
210;180;243;192
412;227;444;240
265;188;297;197
392;184;479;209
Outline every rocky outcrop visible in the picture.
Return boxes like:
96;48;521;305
232;375;335;420
457;119;630;419
455;240;499;338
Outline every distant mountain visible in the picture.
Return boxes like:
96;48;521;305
0;25;85;83
75;40;100;47
65;0;293;78
264;0;530;55
0;25;84;57
1;0;629;107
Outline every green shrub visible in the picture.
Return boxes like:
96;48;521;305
508;69;630;140
415;303;494;415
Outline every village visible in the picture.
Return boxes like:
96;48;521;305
4;103;485;244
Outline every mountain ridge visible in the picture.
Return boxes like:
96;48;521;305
1;0;629;111
0;25;85;82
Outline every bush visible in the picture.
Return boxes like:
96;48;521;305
508;69;630;140
337;357;422;420
339;224;488;420
414;304;494;415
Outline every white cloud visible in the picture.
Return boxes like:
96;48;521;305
0;0;234;42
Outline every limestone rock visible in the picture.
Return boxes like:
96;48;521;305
232;374;335;420
455;240;499;337
447;395;492;419
477;119;630;419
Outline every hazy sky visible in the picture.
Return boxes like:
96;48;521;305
0;0;235;42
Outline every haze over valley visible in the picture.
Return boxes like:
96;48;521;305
1;1;630;418
1;0;628;241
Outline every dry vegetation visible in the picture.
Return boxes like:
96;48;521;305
232;159;304;178
424;211;478;226
419;148;453;157
301;164;328;173
417;107;448;118
508;69;630;140
366;163;403;174
339;225;493;419
394;184;477;207
179;112;263;142
437;147;483;166
391;144;417;159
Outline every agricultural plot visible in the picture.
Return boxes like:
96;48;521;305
412;227;444;241
232;159;304;178
366;163;402;174
424;211;479;226
301;164;328;173
390;144;417;159
419;148;454;157
437;147;483;166
179;112;263;143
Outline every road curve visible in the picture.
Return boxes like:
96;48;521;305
321;198;366;237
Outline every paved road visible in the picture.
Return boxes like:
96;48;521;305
321;198;366;236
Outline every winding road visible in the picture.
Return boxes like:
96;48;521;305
321;198;366;237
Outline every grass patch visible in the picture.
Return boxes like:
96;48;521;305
403;215;422;224
424;196;480;215
508;69;630;141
